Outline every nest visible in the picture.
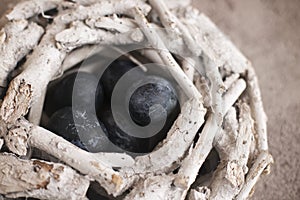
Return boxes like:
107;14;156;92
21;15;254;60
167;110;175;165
0;0;273;199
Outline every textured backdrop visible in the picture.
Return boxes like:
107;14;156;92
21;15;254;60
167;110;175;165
1;0;300;199
192;1;300;199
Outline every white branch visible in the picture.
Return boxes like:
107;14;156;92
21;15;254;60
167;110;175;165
149;0;202;56
194;74;211;108
60;0;151;24
85;15;137;33
188;187;211;200
183;14;249;74
133;7;202;100
28;123;135;196
246;67;268;151
0;18;67;124
5;0;61;21
223;73;240;90
62;45;101;72
0;139;3;150
0;153;89;200
235;151;273;200
210;103;254;199
223;79;247;112
172;78;246;197
204;56;226;126
182;57;196;81
0;20;44;87
55;21;144;52
126;98;206;174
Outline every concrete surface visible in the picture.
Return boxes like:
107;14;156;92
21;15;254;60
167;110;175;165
1;0;299;199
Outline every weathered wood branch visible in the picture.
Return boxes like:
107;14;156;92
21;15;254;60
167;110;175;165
0;20;44;87
0;153;90;200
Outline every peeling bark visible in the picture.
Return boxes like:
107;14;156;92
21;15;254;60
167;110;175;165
0;153;89;200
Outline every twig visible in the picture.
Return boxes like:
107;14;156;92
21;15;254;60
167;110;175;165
172;78;247;197
60;0;151;24
182;14;249;74
140;49;164;65
133;7;202;100
28;123;136;196
85;15;137;33
188;187;211;200
125;98;206;174
0;13;67;124
223;79;247;112
0;20;44;87
182;57;196;81
204;55;226;126
194;73;212;108
210;103;254;199
246;67;268;151
0;139;3;150
55;21;144;52
223;73;240;90
149;0;202;56
62;45;101;72
0;153;89;200
235;151;273;200
5;0;61;21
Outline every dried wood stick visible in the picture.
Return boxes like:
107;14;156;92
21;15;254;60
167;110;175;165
0;20;44;87
182;57;196;81
172;78;247;196
246;67;268;151
111;47;148;72
223;73;240;90
164;0;191;9
72;0;189;10
124;174;176;200
0;139;3;150
125;98;206;174
183;14;249;74
28;88;46;125
124;77;247;199
140;49;164;65
210;103;254;199
188;187;211;200
55;21;144;52
4;99;205;196
149;0;202;56
194;74;212;108
235;151;273;200
5;0;61;21
0;19;66;124
133;7;202;100
85;15;137;33
56;20;189;56
0;153;89;200
204;56;226;126
28;124;136;196
60;0;151;24
69;0;100;6
174;114;218;199
1;118;32;156
62;45;101;72
223;79;247;112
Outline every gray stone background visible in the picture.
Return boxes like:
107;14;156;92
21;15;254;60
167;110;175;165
1;0;299;199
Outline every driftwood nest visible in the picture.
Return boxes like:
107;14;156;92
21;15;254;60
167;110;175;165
0;0;273;199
